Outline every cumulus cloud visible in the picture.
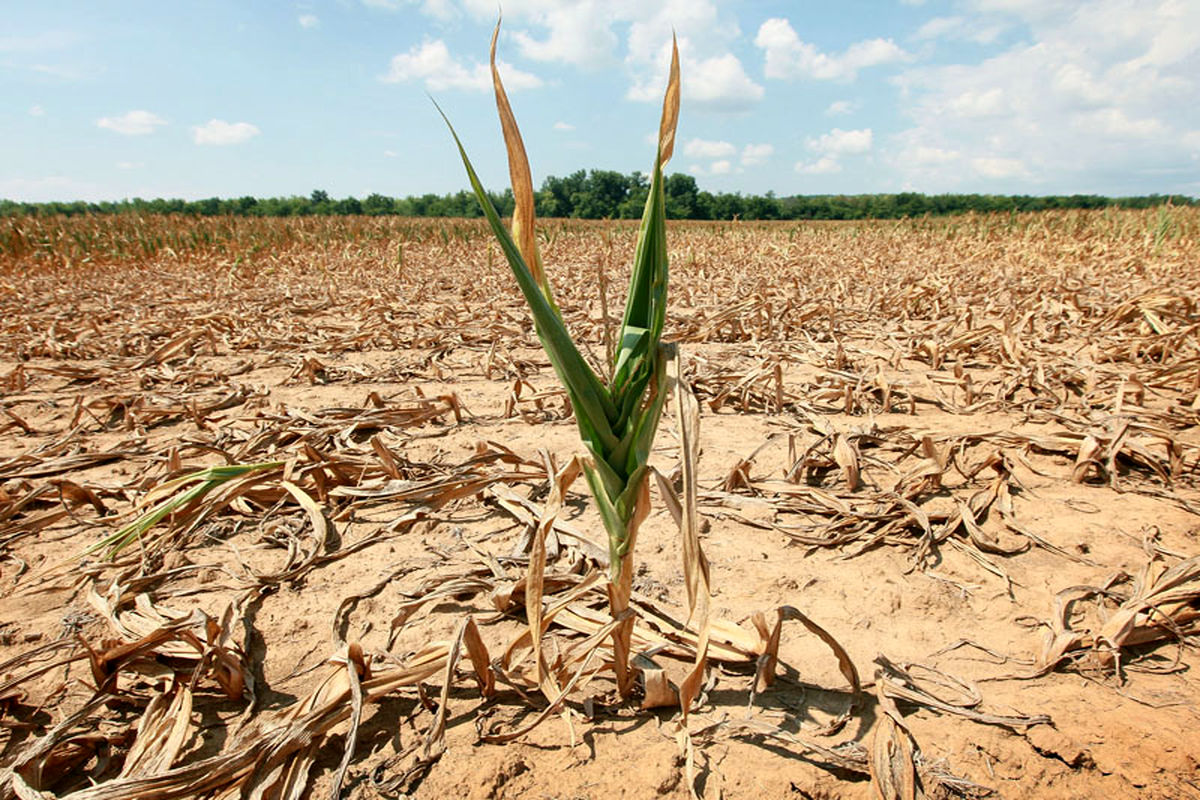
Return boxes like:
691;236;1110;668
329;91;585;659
825;100;855;116
397;1;759;113
686;53;764;111
684;139;737;159
741;143;774;166
809;128;873;156
298;14;319;29
686;140;773;175
382;39;542;91
794;128;871;177
192;120;260;146
915;16;1005;45
1080;107;1166;138
689;159;734;177
627;41;763;112
97;110;166;136
755;18;909;81
909;146;961;166
553;121;575;131
890;0;1200;191
946;87;1008;118
511;2;618;68
795;157;841;174
915;16;963;40
971;157;1029;179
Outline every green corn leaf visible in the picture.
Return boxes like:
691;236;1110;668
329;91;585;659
80;461;283;561
442;27;680;581
435;104;621;456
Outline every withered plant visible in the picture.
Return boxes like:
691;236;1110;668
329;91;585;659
439;25;681;697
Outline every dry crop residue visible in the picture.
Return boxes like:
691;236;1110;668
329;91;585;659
1;210;1199;799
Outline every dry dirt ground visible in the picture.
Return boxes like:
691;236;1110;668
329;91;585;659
1;212;1199;799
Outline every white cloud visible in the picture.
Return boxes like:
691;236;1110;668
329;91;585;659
946;87;1007;117
971;157;1029;179
690;158;735;177
192;119;260;146
553;120;575;131
512;2;618;68
915;16;964;40
755;18;909;81
684;138;737;159
1051;63;1111;107
809;127;873;156
915;16;1005;44
687;53;764;111
796;157;841;174
909;146;961;165
298;14;319;29
1079;107;1165;138
688;141;773;174
115;161;144;170
384;150;398;157
795;128;871;175
825;100;855;116
97;110;167;136
891;0;1200;191
741;143;774;166
627;42;763;112
389;2;756;114
622;1;731;66
28;105;45;117
382;39;542;91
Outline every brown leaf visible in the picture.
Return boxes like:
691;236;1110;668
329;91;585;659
490;20;544;295
657;35;681;166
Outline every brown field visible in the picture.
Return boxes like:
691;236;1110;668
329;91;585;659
2;209;1199;799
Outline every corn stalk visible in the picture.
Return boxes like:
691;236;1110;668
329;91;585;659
439;24;680;697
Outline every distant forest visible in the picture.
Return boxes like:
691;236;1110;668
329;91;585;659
2;169;1194;221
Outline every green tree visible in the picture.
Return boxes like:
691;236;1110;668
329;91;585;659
363;193;394;215
572;170;629;218
664;173;699;219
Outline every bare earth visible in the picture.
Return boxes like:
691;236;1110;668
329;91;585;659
1;211;1199;799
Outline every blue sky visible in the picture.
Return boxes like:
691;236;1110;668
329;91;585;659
3;0;1198;202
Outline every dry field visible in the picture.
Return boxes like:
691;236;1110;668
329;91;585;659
1;209;1199;799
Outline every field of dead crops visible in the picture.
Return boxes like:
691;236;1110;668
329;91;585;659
1;209;1199;799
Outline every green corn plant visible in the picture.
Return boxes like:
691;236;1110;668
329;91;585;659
79;461;284;561
438;25;680;696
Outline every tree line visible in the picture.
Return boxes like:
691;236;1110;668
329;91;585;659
2;171;1193;220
